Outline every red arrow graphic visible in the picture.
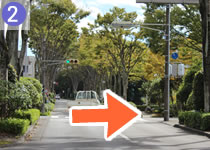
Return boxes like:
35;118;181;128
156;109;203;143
69;89;142;141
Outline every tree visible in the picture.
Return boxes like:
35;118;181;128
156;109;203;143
0;0;31;80
200;0;210;112
142;4;201;54
89;7;147;100
29;0;89;91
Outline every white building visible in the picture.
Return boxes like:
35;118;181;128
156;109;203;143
22;55;36;78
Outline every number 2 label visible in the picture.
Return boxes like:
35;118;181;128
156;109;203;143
2;2;26;26
8;6;18;23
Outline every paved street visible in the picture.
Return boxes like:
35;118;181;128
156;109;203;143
3;100;210;150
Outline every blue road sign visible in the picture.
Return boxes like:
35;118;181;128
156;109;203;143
171;52;178;60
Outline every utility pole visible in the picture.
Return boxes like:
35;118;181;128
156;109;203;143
136;0;199;121
41;39;46;113
164;4;170;121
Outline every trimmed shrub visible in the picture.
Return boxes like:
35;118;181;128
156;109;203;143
193;71;204;111
44;103;55;112
48;92;56;104
179;112;210;131
24;77;42;93
178;111;202;129
41;111;51;116
0;118;30;135
20;77;41;107
201;113;210;131
9;81;32;110
176;69;197;105
178;111;184;125
184;111;201;129
14;109;40;125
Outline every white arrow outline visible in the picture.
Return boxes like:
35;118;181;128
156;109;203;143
69;89;142;141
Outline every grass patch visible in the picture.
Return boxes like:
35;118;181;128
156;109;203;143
0;141;12;146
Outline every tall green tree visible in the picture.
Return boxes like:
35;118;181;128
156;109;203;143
29;0;89;90
81;7;147;100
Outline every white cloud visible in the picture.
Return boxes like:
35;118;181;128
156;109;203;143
89;6;103;19
77;17;94;32
72;0;146;32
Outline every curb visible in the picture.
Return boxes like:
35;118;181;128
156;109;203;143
174;124;210;138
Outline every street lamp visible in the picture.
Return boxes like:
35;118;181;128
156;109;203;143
111;18;170;121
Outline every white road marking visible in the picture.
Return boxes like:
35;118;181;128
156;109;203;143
137;118;148;122
51;116;59;118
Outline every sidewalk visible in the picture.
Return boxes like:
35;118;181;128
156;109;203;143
0;116;50;148
142;114;179;126
142;114;210;139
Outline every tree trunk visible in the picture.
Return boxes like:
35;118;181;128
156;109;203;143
17;31;28;80
117;73;122;96
200;0;210;112
122;72;128;100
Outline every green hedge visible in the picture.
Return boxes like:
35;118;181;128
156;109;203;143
20;77;41;107
201;113;210;131
40;111;51;116
44;103;55;112
178;111;210;131
14;109;40;125
0;118;30;135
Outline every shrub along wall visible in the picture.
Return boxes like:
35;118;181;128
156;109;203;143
14;109;40;125
0;118;30;135
20;77;42;108
178;111;210;131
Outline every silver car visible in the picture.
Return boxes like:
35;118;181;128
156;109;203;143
75;91;100;106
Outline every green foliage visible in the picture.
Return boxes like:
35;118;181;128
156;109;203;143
142;78;164;105
170;104;178;117
14;109;40;125
41;111;51;116
137;105;147;111
178;111;202;129
143;5;201;54
0;80;31;118
179;111;210;131
184;111;201;129
178;111;185;125
128;101;136;107
20;77;41;107
186;92;194;111
193;71;204;111
0;118;30;135
176;69;197;105
0;80;10;103
48;92;56;104
44;103;55;112
8;64;17;83
24;77;42;93
201;113;210;131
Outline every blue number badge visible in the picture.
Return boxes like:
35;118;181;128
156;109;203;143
2;2;26;26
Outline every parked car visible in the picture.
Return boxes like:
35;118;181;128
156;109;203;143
75;91;100;105
55;94;60;100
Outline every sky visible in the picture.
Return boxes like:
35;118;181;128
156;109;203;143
72;0;145;30
27;0;146;56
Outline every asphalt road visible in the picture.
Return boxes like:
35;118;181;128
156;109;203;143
3;99;210;150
